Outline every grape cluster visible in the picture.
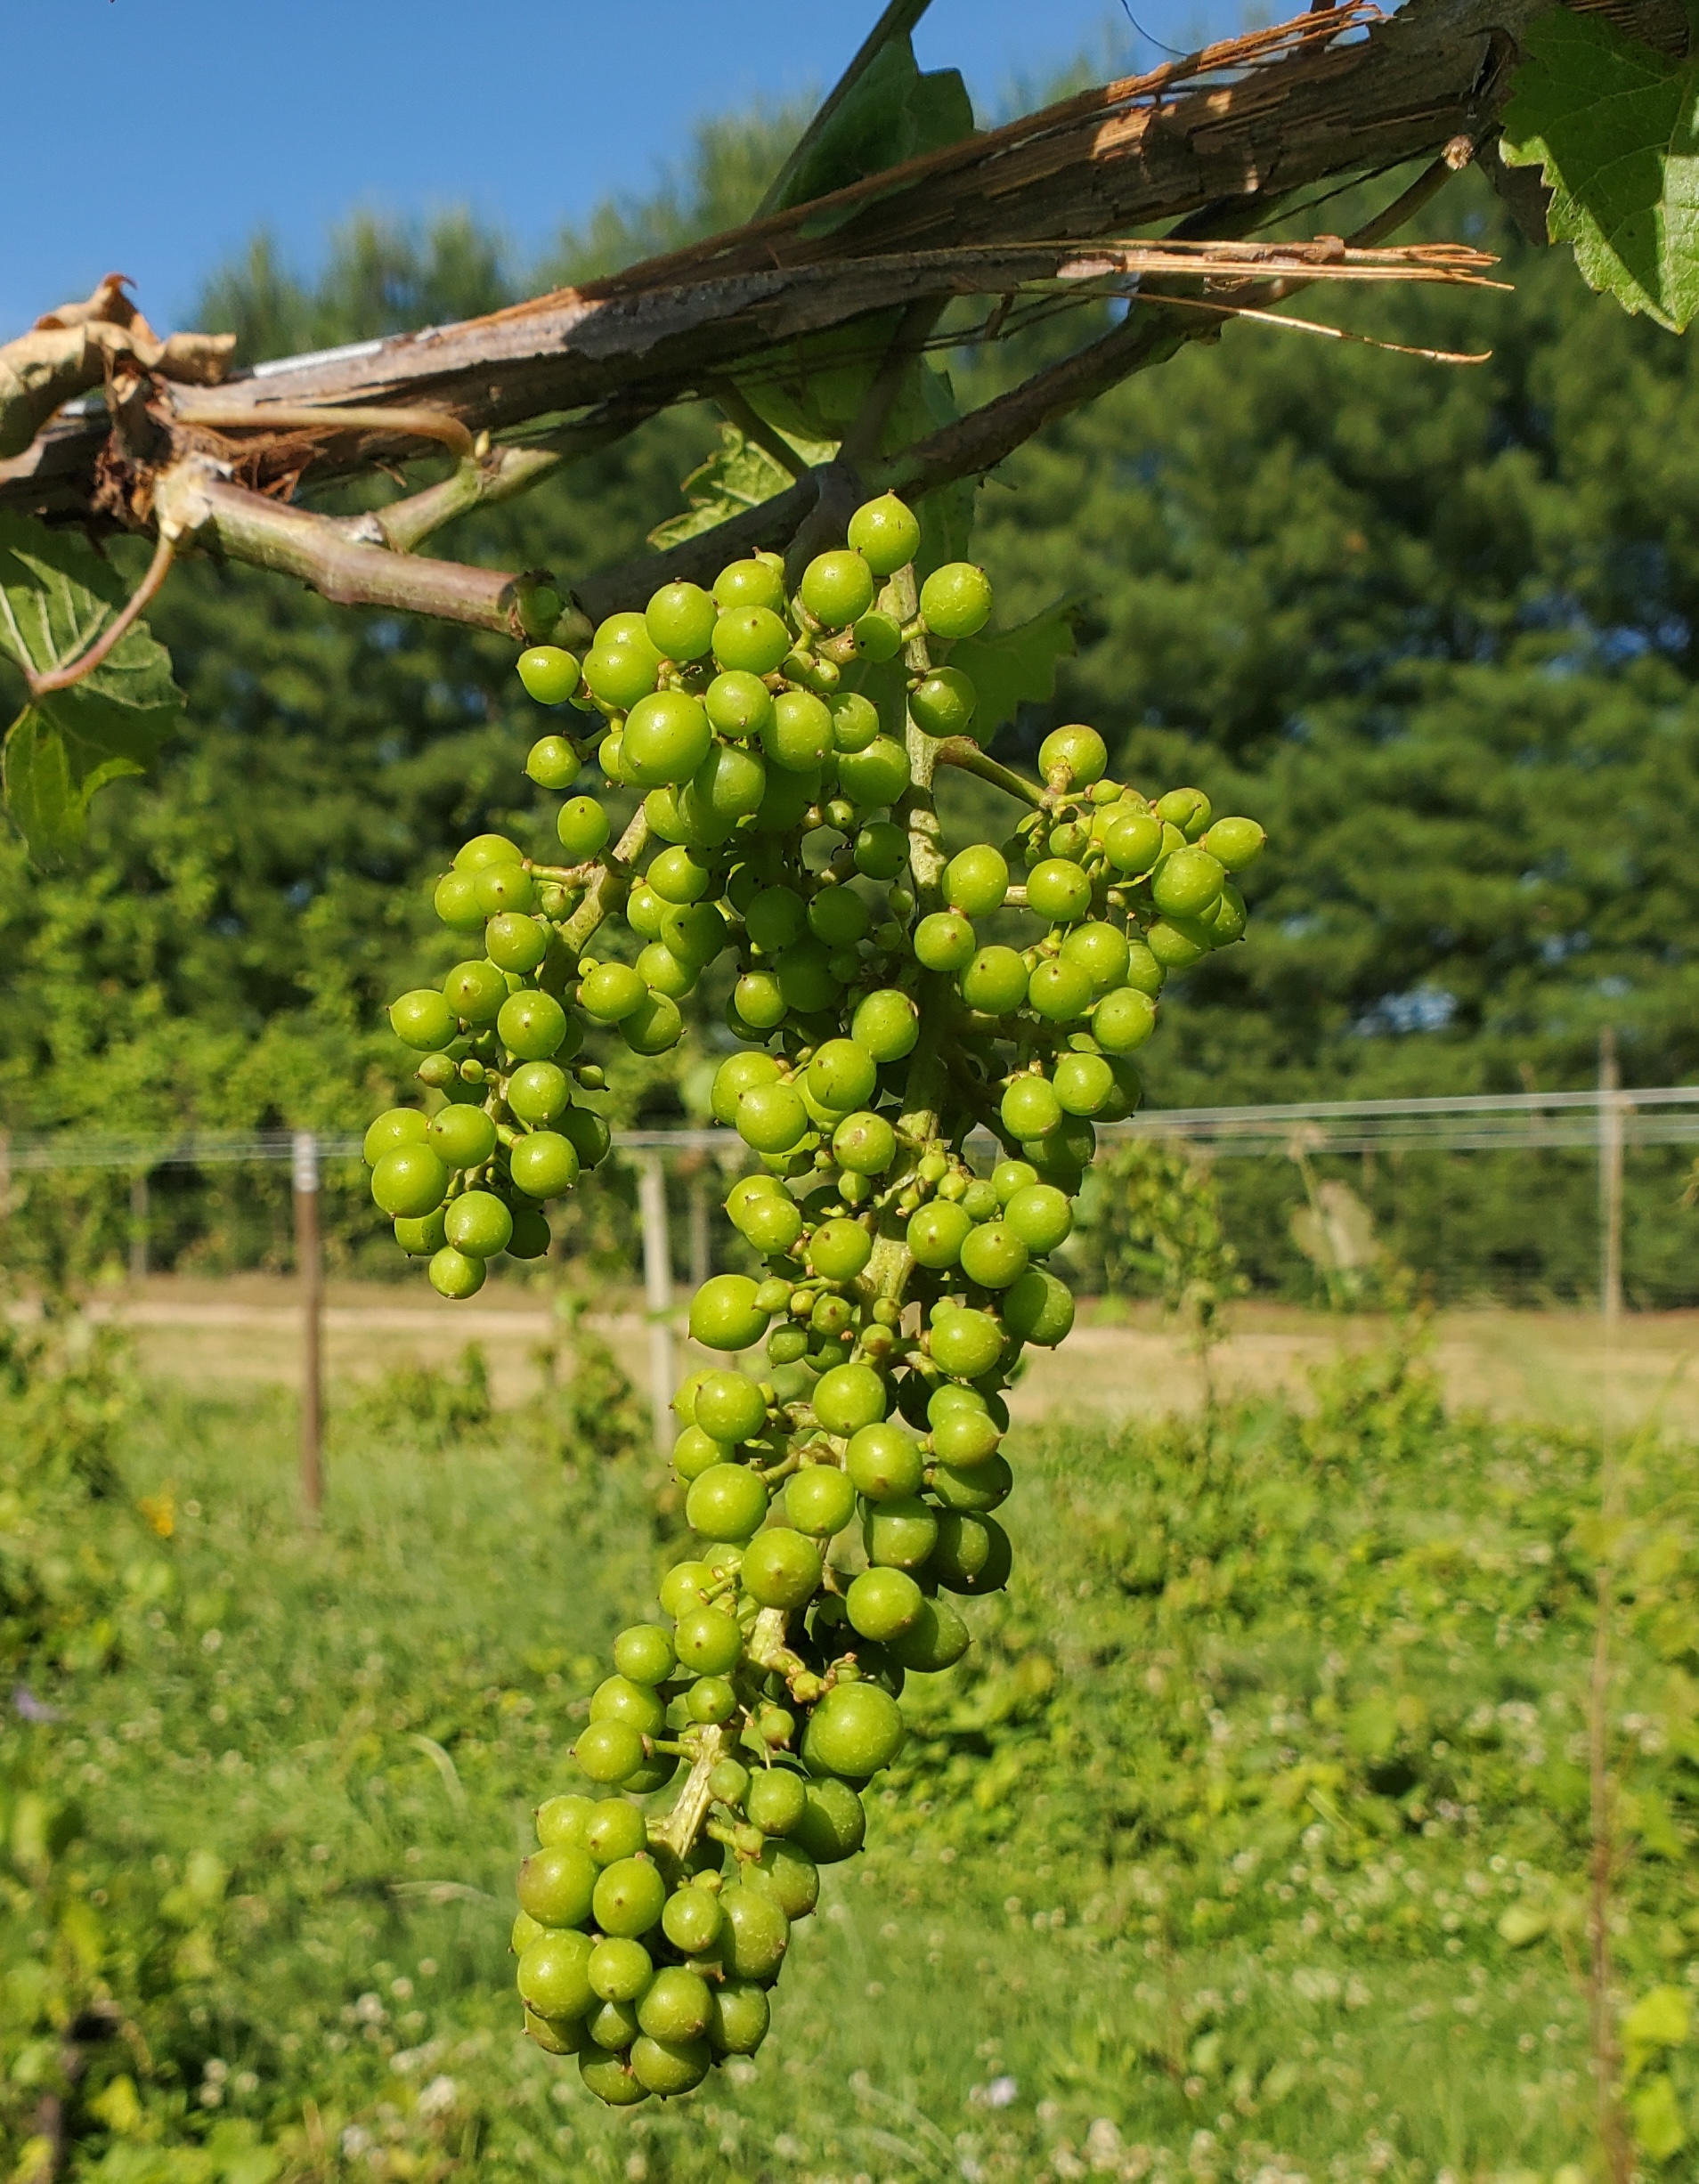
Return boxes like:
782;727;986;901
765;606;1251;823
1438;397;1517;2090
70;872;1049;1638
370;491;1266;2103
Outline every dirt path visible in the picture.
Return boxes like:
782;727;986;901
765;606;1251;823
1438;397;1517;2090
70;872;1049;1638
50;1277;1699;1438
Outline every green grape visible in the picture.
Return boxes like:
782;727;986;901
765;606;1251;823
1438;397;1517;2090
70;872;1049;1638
663;1888;723;1955
907;1201;971;1268
1004;1182;1072;1254
955;945;1026;1016
805;1363;878;1435
587;1995;641;2050
583;645;660;710
390;990;458;1051
945;844;1009;916
516;1844;597;1928
589;1936;654;2003
621;990;684;1054
752;1838;819;1920
745;1768;808;1839
428;1246;485;1301
474;862;534;915
712;1051;782;1121
846;987;916;1061
688;1275;772;1352
558;1107;612;1169
644;844;709;905
394;1209;447;1256
1026;858;1093;923
713;558;785;613
847;491;922;575
573;1720;646;1786
691;742;767;824
836;735;910;807
862;1494;939;1571
1003;1265;1076;1346
1094;986;1158;1052
439;961;505;1026
740;1528;823;1610
1038;724;1108;785
646;581;718;661
1155;786;1211;837
1203;816;1265;869
623;691;711;788
613;1624;675;1685
1027;958;1093;1022
638;1962;715;2046
1151;845;1225;918
740;1192;805;1257
578;2049;646;2102
745;884;807;952
527;733;581;791
593;1856;667;1938
508;1206;552;1259
364;1108;428;1164
832;1110;896;1176
909;667;977;740
807;1038;877;1112
455;833;522;873
518;645;581;705
928;1307;1004;1381
846;1565;924;1642
827;692;881;752
887;1595;971;1673
931;1406;1002;1467
801;1682;905;1778
804;1219;871;1283
1053;1051;1114;1116
702;670;773;741
485;912;549;974
800;549;875;629
673;1606;742;1677
684;1463;769;1541
658;1562;712;1620
731;1082;806;1157
693;1370;768;1445
959;1220;1028;1289
992;1158;1040;1204
1001;1076;1062;1140
498;990;567;1060
960;1177;1000;1221
786;1464;857;1537
713;607;791;676
519;1929;596;2021
729;970;784;1030
914;911;976;972
433;870;485;930
853;820;906;880
371;1144;451;1220
509;1131;580;1199
577;963;645;1023
918;562;993;640
557;795;612;860
933;1511;1012;1594
931;1451;1012;1514
1061;921;1130;992
807;885;872;947
672;1425;725;1483
445;1191;514;1259
1145;915;1211;968
716;1885;790;1983
1207;882;1247;945
537;1793;596;1850
776;941;839;1013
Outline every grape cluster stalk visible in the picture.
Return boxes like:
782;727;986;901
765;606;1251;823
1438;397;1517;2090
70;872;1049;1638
366;492;1266;2105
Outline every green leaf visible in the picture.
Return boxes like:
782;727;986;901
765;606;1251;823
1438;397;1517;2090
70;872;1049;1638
647;425;811;552
0;513;183;862
1501;11;1699;331
1624;1984;1692;2053
1630;2073;1688;2164
947;597;1084;740
763;22;973;229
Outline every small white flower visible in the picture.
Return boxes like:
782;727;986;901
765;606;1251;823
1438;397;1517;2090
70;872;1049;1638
417;2074;458;2121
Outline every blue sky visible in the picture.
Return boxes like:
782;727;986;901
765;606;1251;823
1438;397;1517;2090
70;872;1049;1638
2;0;1234;341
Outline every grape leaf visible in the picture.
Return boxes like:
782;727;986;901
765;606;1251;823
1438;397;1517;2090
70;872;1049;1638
647;424;834;551
1500;9;1699;331
0;513;183;863
948;597;1084;739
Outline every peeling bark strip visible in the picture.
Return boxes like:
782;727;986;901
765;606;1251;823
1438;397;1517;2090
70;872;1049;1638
0;0;1683;623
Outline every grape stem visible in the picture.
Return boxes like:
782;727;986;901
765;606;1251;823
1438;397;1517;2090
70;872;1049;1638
932;739;1046;809
559;808;651;956
652;1722;727;1863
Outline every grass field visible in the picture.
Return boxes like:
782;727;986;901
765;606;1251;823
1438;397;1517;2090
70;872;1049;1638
0;1311;1695;2184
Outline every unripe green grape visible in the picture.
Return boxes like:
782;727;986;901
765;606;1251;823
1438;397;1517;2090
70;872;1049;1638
1027;958;1094;1022
636;1961;715;2046
935;1510;1012;1595
761;688;833;772
598;732;629;783
685;1462;769;1543
630;942;690;1000
673;1423;726;1483
1121;938;1165;996
1155;786;1211;838
433;870;485;931
730;971;784;1031
959;1220;1028;1290
851;609;904;662
713;607;791;676
428;1246;485;1300
579;2048;646;2103
508;1068;573;1132
621;690;710;788
440;960;506;1026
394;1209;448;1257
837;998;909;1076
918;562;993;640
1207;882;1248;945
945;844;1009;917
498;989;567;1060
805;1218;872;1287
713;558;785;613
787;1464;857;1537
807;884;872;947
807;1037;877;1112
862;1493;939;1571
1060;921;1130;993
1094;986;1158;1052
887;1594;971;1674
518;645;582;706
444;1190;513;1259
428;1100;496;1168
852;820;906;881
799;548;875;629
371;1144;451;1220
673;1605;742;1677
835;734;910;808
1143;915;1211;968
1150;845;1225;918
691;1369;767;1446
909;666;977;740
525;2007;583;2056
1026;857;1093;923
593;1855;667;1938
745;883;807;952
929;1307;1005;1382
692;744;767;828
914;911;976;972
516;1843;597;1928
713;1051;782;1123
960;1177;1000;1221
741;1767;805;1840
589;1936;653;2005
803;1681;906;1778
1003;1264;1076;1348
578;962;646;1023
990;1159;1038;1206
838;491;917;575
595;611;657;654
573;1719;646;1787
658;1561;712;1620
1101;808;1162;873
1053;1051;1114;1116
931;1451;1012;1514
1001;1076;1062;1140
644;580;716;661
845;1565;924;1642
581;1802;648;1869
630;2032;710;2098
509;1130;580;1200
717;1884;791;1981
688;1274;773;1352
583;645;660;710
612;1624;675;1686
455;832;523;873
364;1108;428;1165
1202;815;1265;870
902;1200;968;1270
559;1106;612;1170
700;670;770;742
641;844;708;905
484;912;548;974
519;1929;596;2020
474;863;534;917
1039;724;1108;786
536;1792;596;1851
751;1837;819;1920
831;1109;895;1177
740;1527;823;1609
824;691;878;755
1004;1181;1073;1255
620;990;684;1055
807;1361;880;1436
736;1082;809;1156
776;940;841;1015
663;1888;723;1955
931;1405;1003;1467
793;1777;865;1864
557;795;611;860
738;1192;804;1258
955;945;1026;1017
508;1206;552;1259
